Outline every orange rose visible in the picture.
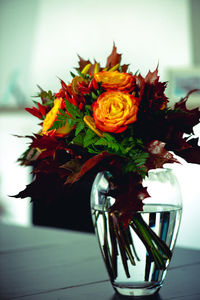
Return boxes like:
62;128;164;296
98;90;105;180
94;71;135;92
93;91;139;133
42;98;72;137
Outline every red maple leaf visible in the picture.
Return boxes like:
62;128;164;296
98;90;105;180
106;43;122;69
25;102;48;119
105;43;129;72
177;137;200;164
174;89;200;133
31;134;65;150
12;172;66;203
77;55;92;71
146;140;179;170
64;151;113;184
138;66;168;111
109;173;150;227
76;43;129;75
29;135;69;160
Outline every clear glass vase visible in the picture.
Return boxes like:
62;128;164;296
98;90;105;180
90;168;182;297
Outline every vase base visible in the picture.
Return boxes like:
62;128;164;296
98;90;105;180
113;282;161;297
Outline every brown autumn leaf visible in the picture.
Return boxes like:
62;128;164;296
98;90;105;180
145;65;159;84
64;151;112;184
77;55;92;71
139;65;168;111
109;173;150;227
61;158;84;184
106;43;122;69
176;137;200;164
13;173;67;204
174;89;200;133
146;140;179;170
121;64;129;73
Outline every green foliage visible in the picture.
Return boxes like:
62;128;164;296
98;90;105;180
48;112;68;131
83;129;98;147
75;121;85;136
91;92;98;100
65;100;84;119
118;65;122;73
84;132;149;177
124;151;149;178
95;133;121;153
43;94;149;177
72;132;85;145
70;71;76;78
84;105;92;115
120;136;149;177
48;101;85;132
76;68;85;79
37;89;55;107
37;89;149;177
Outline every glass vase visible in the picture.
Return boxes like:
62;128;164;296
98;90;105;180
90;168;182;297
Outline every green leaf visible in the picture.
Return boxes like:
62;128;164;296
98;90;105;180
83;128;97;147
91;92;97;100
75;121;85;136
57;114;67;121
58;109;69;118
49;119;66;131
76;68;85;79
94;136;121;155
96;89;101;96
36;89;55;107
70;71;76;78
95;138;107;146
85;105;92;115
65;100;83;119
72;133;84;146
32;100;38;106
67;118;76;128
119;65;122;73
104;133;118;143
48;90;53;97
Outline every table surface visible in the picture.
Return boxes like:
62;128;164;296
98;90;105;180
0;224;200;300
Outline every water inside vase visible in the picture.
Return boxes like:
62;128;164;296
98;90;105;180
92;204;182;297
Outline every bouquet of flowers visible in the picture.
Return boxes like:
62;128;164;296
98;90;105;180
14;45;200;278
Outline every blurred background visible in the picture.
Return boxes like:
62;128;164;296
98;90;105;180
0;0;200;248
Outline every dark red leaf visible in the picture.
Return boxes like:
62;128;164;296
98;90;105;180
109;173;150;227
175;137;200;164
135;74;145;100
60;78;68;91
31;135;65;151
121;64;129;72
174;89;200;133
137;65;168;112
37;102;47;116
11;173;66;203
77;55;92;71
25;107;42;119
106;43;122;69
65;151;112;184
146;140;180;170
145;65;159;84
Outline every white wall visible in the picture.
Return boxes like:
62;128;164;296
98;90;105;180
29;0;191;96
0;0;191;101
0;0;39;107
0;112;40;226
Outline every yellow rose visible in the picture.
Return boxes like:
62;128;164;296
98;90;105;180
94;71;135;92
93;91;139;133
42;98;72;137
